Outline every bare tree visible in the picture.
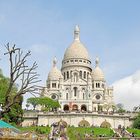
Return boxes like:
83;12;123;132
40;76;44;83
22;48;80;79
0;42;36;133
1;43;40;116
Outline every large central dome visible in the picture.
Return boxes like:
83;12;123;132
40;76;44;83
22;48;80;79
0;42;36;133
61;25;92;71
63;25;90;61
64;41;90;60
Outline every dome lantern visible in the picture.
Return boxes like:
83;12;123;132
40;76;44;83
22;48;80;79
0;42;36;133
74;25;80;41
53;57;57;67
95;57;99;67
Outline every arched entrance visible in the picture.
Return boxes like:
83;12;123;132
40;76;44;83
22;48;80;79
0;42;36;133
100;120;111;128
72;104;78;111
78;120;90;127
63;104;69;111
81;104;87;111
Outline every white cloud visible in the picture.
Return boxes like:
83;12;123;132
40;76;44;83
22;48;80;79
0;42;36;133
112;70;140;110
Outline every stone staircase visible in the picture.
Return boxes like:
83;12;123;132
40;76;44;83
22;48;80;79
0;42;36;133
113;128;131;138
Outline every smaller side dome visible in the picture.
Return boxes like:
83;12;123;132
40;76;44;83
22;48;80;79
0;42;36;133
48;57;63;81
92;57;104;80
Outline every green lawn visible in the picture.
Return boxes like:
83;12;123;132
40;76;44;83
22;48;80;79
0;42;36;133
127;128;140;137
67;127;114;140
18;126;51;134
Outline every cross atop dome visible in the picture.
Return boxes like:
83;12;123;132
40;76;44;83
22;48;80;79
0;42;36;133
74;25;80;41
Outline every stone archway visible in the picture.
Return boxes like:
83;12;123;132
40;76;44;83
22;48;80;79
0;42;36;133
100;120;111;128
72;104;78;111
81;104;87;111
63;104;69;111
78;120;90;127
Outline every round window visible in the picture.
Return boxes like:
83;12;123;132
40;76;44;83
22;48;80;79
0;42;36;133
51;94;56;99
96;94;100;100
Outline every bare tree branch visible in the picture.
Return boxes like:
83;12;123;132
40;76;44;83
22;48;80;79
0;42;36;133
1;43;41;116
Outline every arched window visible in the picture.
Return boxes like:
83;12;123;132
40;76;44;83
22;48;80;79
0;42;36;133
80;71;82;78
84;71;86;79
87;72;89;78
66;93;68;100
67;71;69;79
52;83;56;88
96;83;100;88
74;87;77;97
64;72;66;80
63;104;69;111
81;105;87;111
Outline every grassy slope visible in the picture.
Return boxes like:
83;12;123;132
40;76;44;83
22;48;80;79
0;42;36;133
67;127;114;140
127;128;140;137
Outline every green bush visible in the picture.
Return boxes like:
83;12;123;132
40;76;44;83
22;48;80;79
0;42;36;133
19;126;50;134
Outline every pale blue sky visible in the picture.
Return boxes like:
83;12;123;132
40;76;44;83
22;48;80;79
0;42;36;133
0;1;140;108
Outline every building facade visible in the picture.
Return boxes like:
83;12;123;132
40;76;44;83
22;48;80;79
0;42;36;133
22;26;134;128
43;25;114;112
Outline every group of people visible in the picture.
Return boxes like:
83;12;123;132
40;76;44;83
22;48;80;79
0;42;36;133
48;121;68;140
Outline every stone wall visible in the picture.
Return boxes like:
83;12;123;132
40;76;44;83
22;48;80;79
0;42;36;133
22;112;133;128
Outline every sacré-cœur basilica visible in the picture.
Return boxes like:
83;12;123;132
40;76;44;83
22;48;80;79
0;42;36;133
22;26;133;128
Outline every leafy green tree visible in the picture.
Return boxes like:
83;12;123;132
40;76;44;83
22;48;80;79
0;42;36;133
27;97;60;111
27;97;40;110
0;70;23;124
39;97;60;111
133;113;140;129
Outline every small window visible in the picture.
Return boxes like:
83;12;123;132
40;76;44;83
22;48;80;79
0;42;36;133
52;83;56;88
64;72;66;80
67;71;69;79
67;61;69;63
92;84;94;88
83;61;86;63
66;93;68;100
71;60;74;62
96;83;100;88
79;60;82;62
84;71;86;79
80;71;82;78
74;87;77;96
48;84;50;88
75;60;78;62
83;93;85;100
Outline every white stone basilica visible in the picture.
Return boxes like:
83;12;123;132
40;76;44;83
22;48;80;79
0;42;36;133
23;26;133;128
43;25;114;112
